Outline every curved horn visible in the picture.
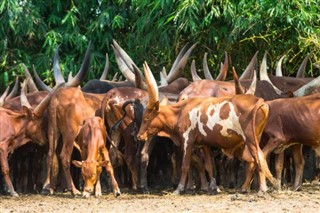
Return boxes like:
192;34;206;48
240;51;258;80
100;53;109;80
0;85;10;107
162;67;168;78
132;63;146;90
53;45;66;85
191;60;202;81
293;75;320;97
259;51;282;95
112;44;136;85
20;79;32;109
6;77;19;100
33;65;52;92
296;54;310;78
166;43;197;84
203;53;213;80
112;39;137;72
275;55;286;77
232;67;245;94
246;70;257;95
66;41;92;87
216;52;228;81
22;64;39;92
143;62;159;109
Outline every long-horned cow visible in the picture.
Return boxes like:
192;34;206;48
137;62;276;194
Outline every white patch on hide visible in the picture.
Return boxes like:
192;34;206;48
182;101;245;154
206;101;245;140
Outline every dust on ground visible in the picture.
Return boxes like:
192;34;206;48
0;183;319;213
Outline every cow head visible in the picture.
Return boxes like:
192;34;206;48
72;159;107;197
137;62;163;141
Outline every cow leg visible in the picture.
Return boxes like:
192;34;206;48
140;138;155;193
42;119;59;195
0;146;18;197
274;152;284;190
173;141;193;195
60;138;81;196
123;134;139;190
94;172;102;197
102;147;121;197
241;162;255;193
202;146;219;194
291;144;304;191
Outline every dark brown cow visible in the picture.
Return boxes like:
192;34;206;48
72;116;120;197
244;94;320;191
137;62;276;194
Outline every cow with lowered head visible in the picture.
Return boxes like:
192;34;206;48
72;116;120;197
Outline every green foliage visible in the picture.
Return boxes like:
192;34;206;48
0;0;319;92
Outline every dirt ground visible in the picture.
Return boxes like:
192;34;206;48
0;183;319;213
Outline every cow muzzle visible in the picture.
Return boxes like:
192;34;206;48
137;133;147;141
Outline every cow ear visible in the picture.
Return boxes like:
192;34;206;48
22;106;34;119
98;161;108;167
72;160;83;168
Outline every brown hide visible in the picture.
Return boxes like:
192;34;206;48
72;116;120;197
137;94;275;194
0;91;51;196
44;86;106;195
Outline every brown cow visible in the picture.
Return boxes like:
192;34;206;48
72;116;120;197
0;81;58;196
242;94;320;191
137;62;276;194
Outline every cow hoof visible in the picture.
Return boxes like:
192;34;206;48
172;189;181;195
208;188;219;195
83;192;91;198
114;189;121;197
41;188;52;195
140;186;150;194
10;191;19;197
240;188;249;194
72;189;82;196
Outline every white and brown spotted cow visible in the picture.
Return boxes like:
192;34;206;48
137;62;276;195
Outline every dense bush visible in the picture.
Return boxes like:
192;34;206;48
1;0;319;92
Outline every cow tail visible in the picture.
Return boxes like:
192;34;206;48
100;91;116;125
252;99;274;183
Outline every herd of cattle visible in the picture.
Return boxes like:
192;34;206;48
1;40;320;198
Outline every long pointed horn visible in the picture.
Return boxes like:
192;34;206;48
66;41;92;87
203;53;213;80
33;65;52;92
191;60;202;81
53;45;66;85
132;63;145;90
260;51;283;95
216;52;228;81
232;67;245;94
162;67;168;78
296;54;310;78
143;62;159;109
240;51;258;80
22;64;39;92
112;44;136;85
275;55;286;76
293;75;320;97
6;77;19;100
246;70;257;95
112;39;137;72
100;53;109;80
0;85;10;106
166;43;197;84
20;79;32;109
169;43;189;75
67;72;73;82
